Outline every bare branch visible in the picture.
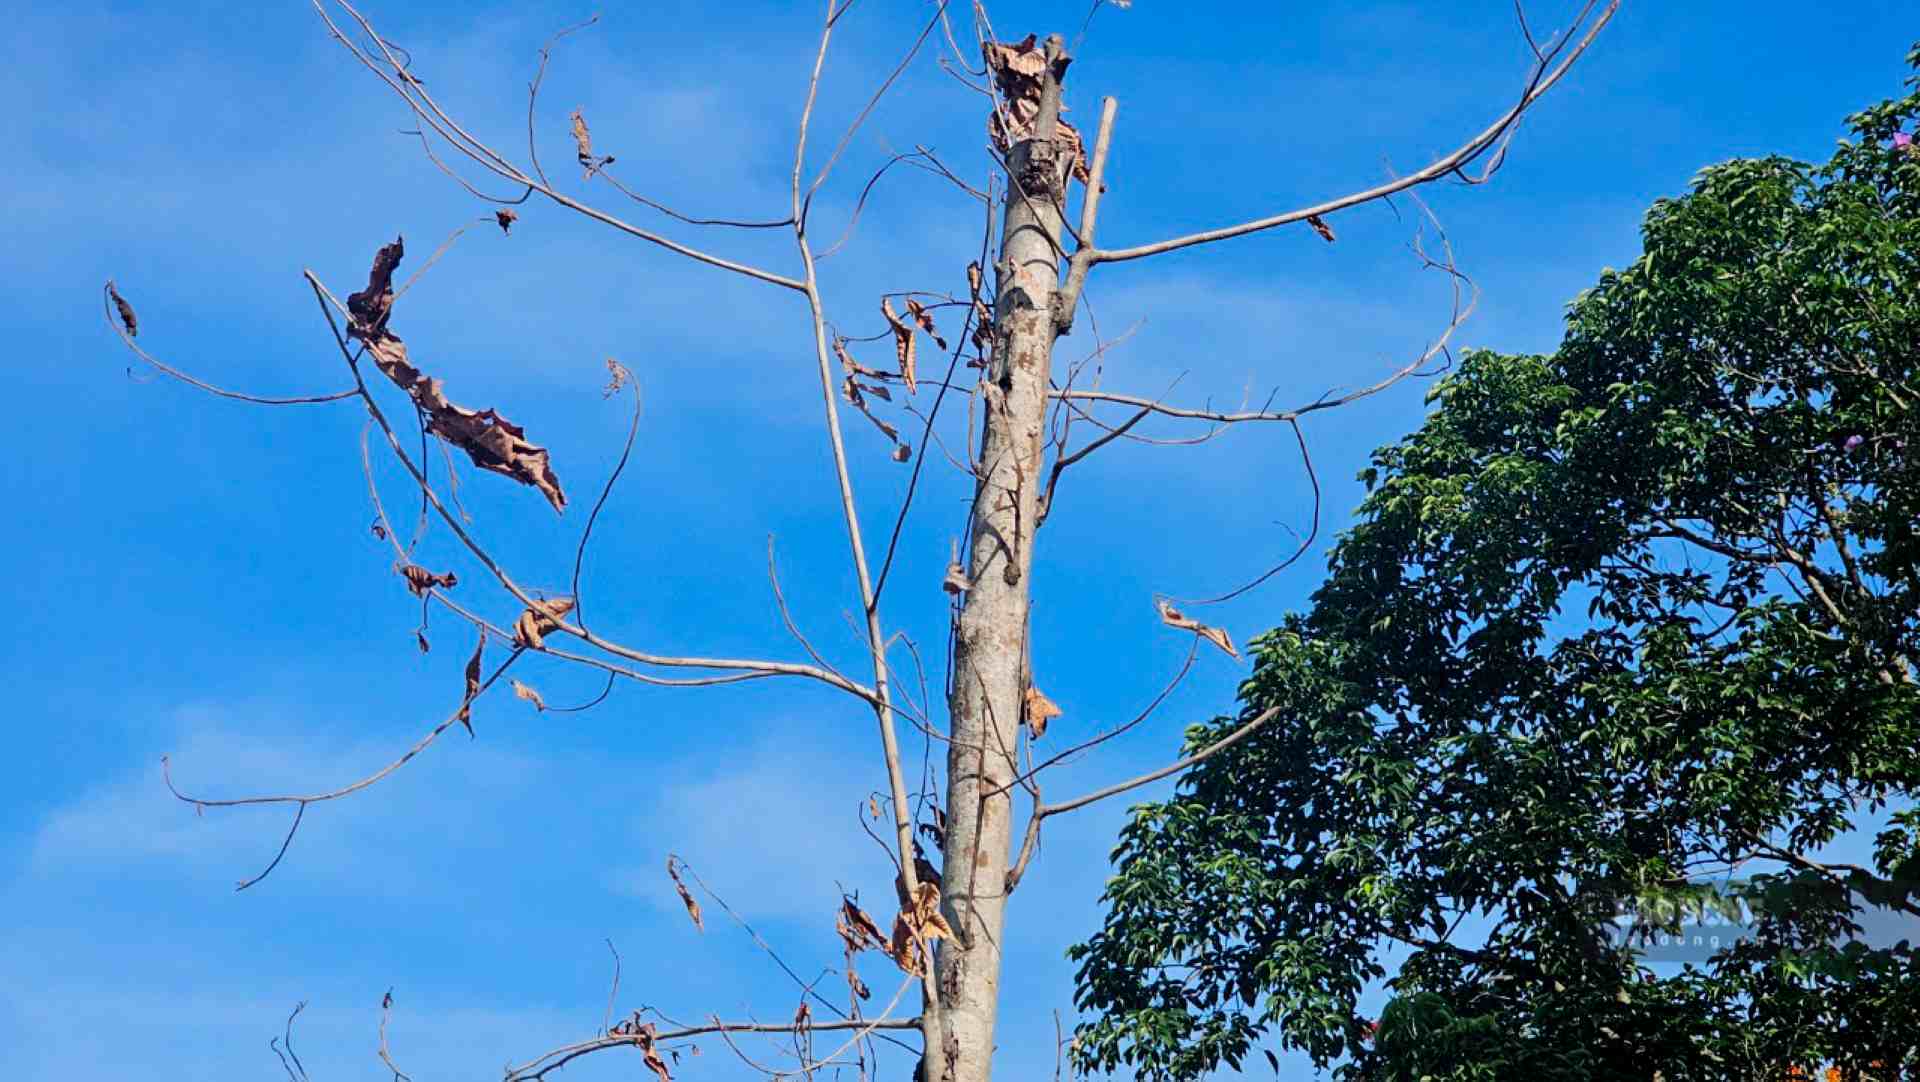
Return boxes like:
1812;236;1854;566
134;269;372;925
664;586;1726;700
1037;704;1280;818
104;283;356;406
1089;1;1617;264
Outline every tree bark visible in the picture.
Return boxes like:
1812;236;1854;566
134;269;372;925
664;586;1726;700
929;33;1071;1082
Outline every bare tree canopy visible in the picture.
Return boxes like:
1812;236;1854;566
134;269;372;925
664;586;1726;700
88;1;1920;1079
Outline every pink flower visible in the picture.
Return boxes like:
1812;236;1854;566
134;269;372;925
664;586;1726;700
1844;434;1865;452
1895;131;1914;150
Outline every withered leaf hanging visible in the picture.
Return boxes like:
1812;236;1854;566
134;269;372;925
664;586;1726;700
1023;685;1062;740
881;298;918;393
513;597;575;649
495;209;517;235
569;109;614;178
1156;598;1239;659
905;298;947;350
838;897;888;953
345;238;567;513
398;563;458;597
884;881;956;977
982;36;1090;184
666;857;704;932
511;679;546;711
106;280;138;338
1306;214;1336;243
458;631;484;737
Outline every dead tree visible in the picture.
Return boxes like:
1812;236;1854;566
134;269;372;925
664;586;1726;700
105;2;1618;1081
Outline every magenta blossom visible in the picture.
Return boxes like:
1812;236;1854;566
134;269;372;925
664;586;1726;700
1896;131;1914;150
1844;434;1865;452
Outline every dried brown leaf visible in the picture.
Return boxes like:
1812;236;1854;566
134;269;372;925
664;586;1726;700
1023;685;1062;740
1306;214;1336;243
398;563;458;597
982;36;1088;182
905;298;947;350
838;897;888;952
106;280;138;338
511;679;546;711
345;239;567;512
966;261;983;298
602;358;630;398
569;108;614;178
1156;598;1239;659
495;208;517;235
885;912;927;976
513;597;576;650
881;298;917;393
666;857;704;932
348;236;404;330
416;630;430;654
458;631;484;737
867;794;881;819
942;561;970;595
891;442;912;463
882;880;955;978
616;1020;671;1082
370;519;389;541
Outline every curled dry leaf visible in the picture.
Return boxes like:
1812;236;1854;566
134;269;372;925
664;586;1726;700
838;897;888;952
793;1001;811;1032
1156;598;1239;659
610;1016;672;1082
569;108;614;178
603;358;631;398
881;298;918;394
495;208;517;235
1023;685;1062;740
884;881;956;977
106;280;138;338
666;857;704;932
1306;214;1336;243
905;298;947;350
346;238;567;512
370;519;389;542
513;596;576;649
835;338;911;460
510;679;546;711
982;36;1089;184
416;630;431;654
398;563;458;597
942;561;971;595
458;631;484;737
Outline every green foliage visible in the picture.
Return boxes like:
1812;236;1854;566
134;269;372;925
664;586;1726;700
1071;46;1920;1082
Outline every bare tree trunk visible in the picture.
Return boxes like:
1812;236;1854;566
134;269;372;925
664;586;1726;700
931;34;1071;1082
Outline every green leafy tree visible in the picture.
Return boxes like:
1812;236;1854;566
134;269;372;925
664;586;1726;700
1070;46;1920;1082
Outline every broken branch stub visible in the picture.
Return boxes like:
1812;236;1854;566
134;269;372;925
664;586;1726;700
345;237;567;513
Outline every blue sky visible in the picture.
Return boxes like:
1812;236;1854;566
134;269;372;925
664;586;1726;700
3;1;1915;1078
